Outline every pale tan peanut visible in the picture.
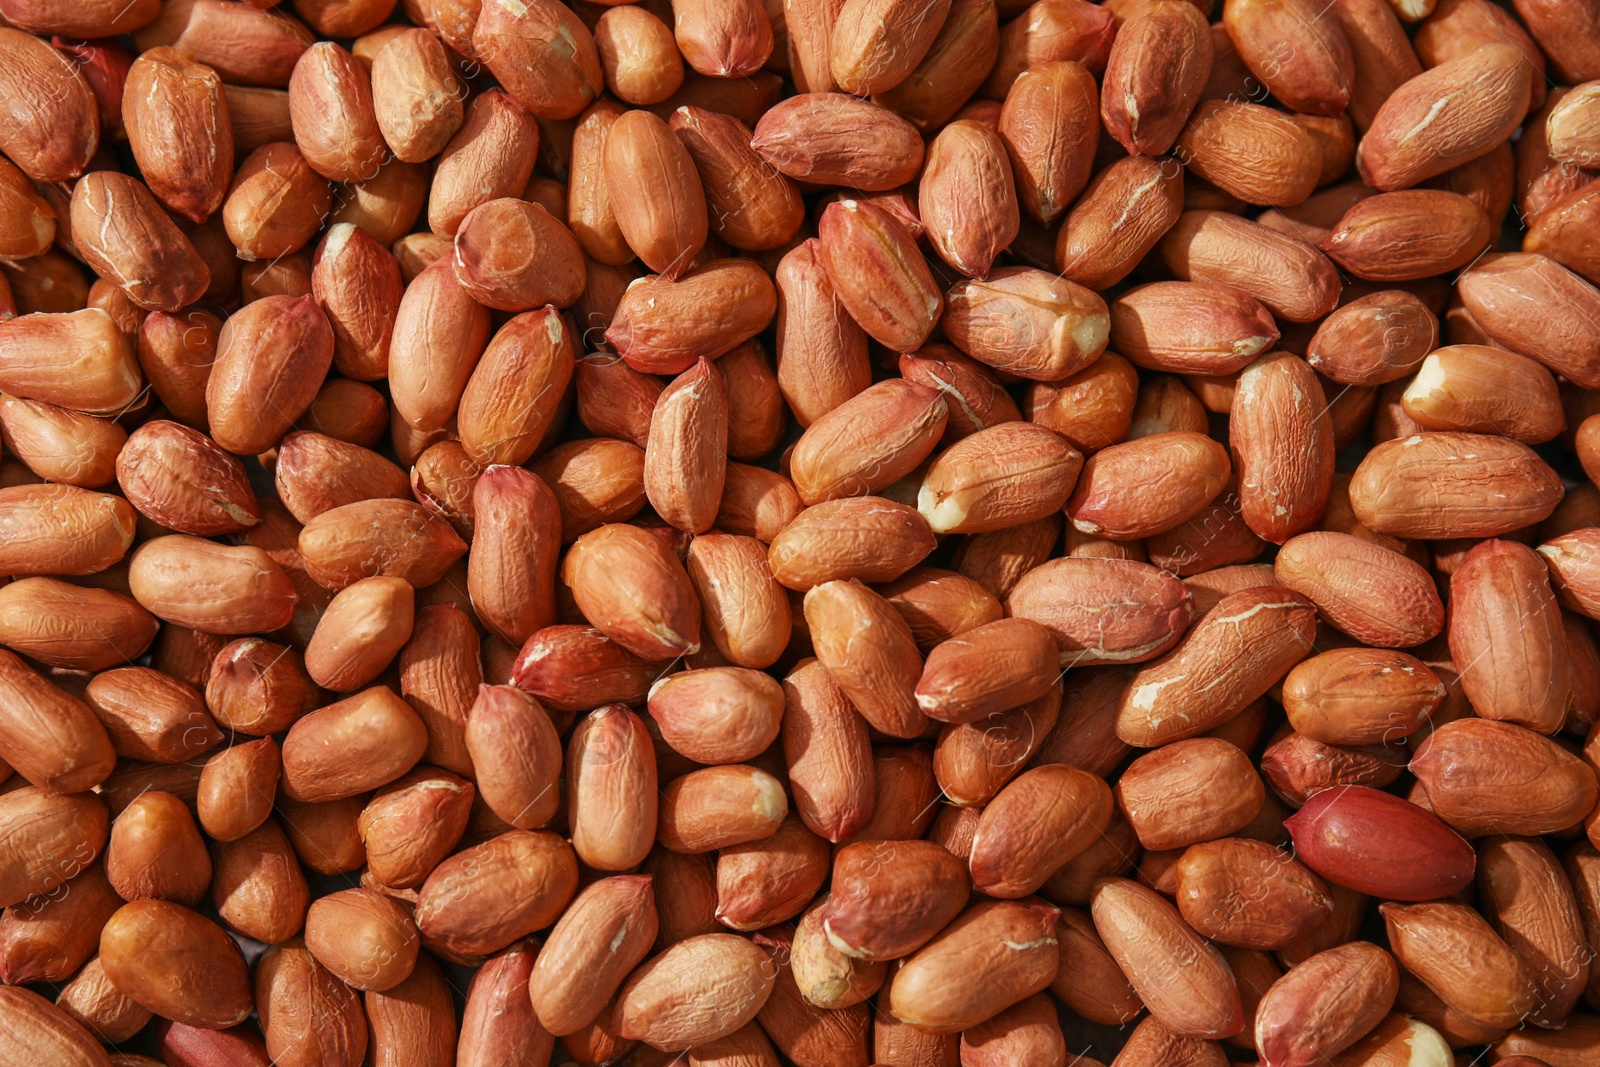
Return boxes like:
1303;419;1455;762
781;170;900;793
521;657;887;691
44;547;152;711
817;840;968;961
303;576;414;693
968;764;1113;898
1230;352;1336;544
780;658;875;843
254;939;368;1067
1447;539;1571;733
529;874;658;1036
886;899;1061;1034
1381;901;1535;1030
1175;838;1334;951
1160;210;1342;323
604;108;707;278
1177;99;1321;207
415;829;578;956
1058;155;1186;289
791;893;888;1007
472;0;601;120
1110;282;1279;376
129;536;297;636
1117;586;1317;746
659;764;787;853
647;667;783;766
1092;877;1243;1040
100;900;252;1030
0;310;143;416
1281;648;1443;745
752;92;924;190
303;888;419;993
1065;431;1231;540
280;687;427;803
369;28;463;164
997;61;1099;226
805;579;926;739
1357;44;1531;191
1115;738;1265;850
1349;431;1564;539
1401;344;1564;444
914;618;1058;724
816;198;943;352
1416;718;1598;836
1254;941;1399;1067
567;705;658;871
1101;0;1210;156
614;933;775;1051
606;259;776;376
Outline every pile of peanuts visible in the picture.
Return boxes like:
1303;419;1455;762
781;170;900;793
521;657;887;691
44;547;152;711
3;0;1600;1064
